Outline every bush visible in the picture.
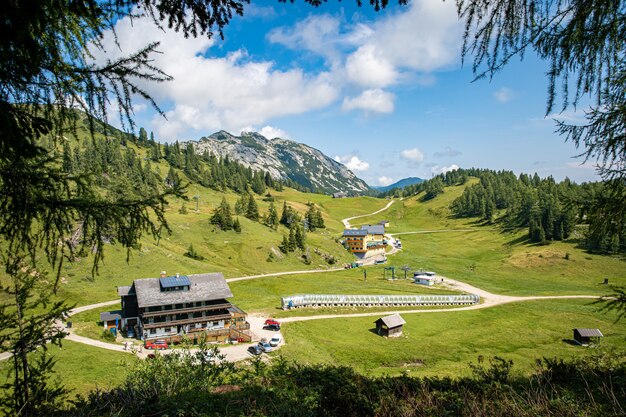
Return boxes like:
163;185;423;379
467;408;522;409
101;329;116;342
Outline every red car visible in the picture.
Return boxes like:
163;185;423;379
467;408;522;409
264;319;280;326
145;339;168;350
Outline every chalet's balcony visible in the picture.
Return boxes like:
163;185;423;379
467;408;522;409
142;312;232;329
141;302;232;318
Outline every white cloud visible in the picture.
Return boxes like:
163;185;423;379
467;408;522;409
259;126;291;140
95;13;338;140
268;14;343;62
239;125;291;140
345;45;399;88
334;155;370;172
377;176;394;186
342;89;395;113
431;164;460;174
494;87;514;103
269;0;462;111
400;148;425;162
342;0;461;88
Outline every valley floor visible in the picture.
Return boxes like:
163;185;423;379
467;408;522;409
2;191;624;395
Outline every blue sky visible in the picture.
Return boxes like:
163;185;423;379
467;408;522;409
100;1;599;186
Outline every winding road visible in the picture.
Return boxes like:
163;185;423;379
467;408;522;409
0;198;601;363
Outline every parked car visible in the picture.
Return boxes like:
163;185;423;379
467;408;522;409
145;339;168;350
264;319;280;326
265;323;281;331
247;344;262;356
269;334;282;347
258;341;273;353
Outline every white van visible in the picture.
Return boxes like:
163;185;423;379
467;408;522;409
269;333;282;347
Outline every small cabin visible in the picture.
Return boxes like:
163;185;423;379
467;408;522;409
573;328;603;346
414;275;435;286
100;311;123;330
374;314;406;337
378;220;390;228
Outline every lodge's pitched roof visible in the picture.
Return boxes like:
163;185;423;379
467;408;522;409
361;224;385;235
343;229;368;237
133;272;233;308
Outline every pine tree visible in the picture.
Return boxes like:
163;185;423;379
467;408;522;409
210;198;233;231
288;226;296;252
0;260;70;415
234;193;247;215
279;235;290;254
280;201;289;225
233;217;242;233
266;202;278;229
294;223;306;251
246;195;259;221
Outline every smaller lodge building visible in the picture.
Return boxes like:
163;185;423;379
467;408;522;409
573;328;603;346
374;313;406;337
413;271;437;286
343;224;386;257
116;272;250;343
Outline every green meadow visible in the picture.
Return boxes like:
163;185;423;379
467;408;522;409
5;180;624;396
279;299;626;377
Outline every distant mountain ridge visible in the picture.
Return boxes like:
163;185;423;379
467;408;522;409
187;131;370;194
373;177;424;192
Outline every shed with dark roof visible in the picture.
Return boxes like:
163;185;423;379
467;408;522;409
573;328;603;345
374;314;406;337
100;311;123;330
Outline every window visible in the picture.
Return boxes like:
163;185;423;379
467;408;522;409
175;304;183;309
149;329;156;335
164;305;172;311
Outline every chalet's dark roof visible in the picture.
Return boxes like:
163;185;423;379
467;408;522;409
133;273;233;308
344;229;367;237
574;328;603;337
361;224;385;235
375;313;406;328
100;311;122;322
160;275;191;288
117;285;134;297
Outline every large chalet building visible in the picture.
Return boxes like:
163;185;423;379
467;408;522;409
117;272;250;343
342;224;386;257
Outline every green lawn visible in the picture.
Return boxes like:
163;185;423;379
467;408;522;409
278;299;626;377
389;229;625;296
0;341;133;398
14;182;623;398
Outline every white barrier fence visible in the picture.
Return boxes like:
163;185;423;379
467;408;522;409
281;294;480;310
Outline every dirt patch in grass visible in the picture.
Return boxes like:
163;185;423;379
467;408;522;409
507;250;569;268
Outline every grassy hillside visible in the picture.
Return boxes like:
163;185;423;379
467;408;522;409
10;175;623;397
279;299;626;377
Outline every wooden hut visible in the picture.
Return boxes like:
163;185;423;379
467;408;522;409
374;314;406;337
573;328;603;345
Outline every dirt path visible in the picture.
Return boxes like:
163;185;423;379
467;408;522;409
226;268;343;283
342;200;395;228
390;229;491;236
